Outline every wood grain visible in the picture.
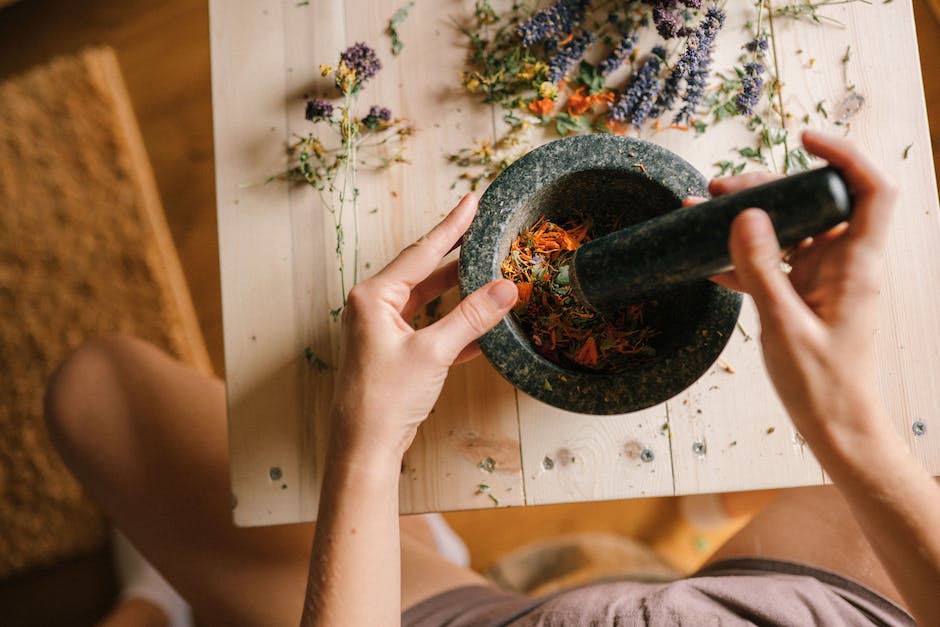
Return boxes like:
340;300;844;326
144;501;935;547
210;0;940;525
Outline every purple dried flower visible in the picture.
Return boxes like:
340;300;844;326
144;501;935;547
516;0;587;47
745;35;769;53
305;98;334;121
516;0;591;48
651;4;723;119
547;30;596;83
652;5;683;39
650;64;683;118
340;42;382;83
368;105;392;121
598;32;638;76
735;62;765;116
362;104;393;129
645;0;705;39
608;46;665;127
674;5;726;124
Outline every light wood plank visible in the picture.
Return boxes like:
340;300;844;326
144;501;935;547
210;0;313;525
520;402;674;505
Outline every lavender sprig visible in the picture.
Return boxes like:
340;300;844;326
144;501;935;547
547;30;596;82
608;46;666;127
735;61;765;116
645;0;704;39
516;0;591;48
598;32;638;76
674;5;725;124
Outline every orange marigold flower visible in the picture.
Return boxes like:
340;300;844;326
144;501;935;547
566;87;592;115
528;97;555;116
606;118;629;135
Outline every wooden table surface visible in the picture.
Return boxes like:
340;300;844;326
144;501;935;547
210;0;940;527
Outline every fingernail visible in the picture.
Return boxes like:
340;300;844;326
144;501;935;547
487;280;518;307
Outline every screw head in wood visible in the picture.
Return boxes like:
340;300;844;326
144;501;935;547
912;420;927;436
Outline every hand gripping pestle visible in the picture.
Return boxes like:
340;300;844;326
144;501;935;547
567;166;852;316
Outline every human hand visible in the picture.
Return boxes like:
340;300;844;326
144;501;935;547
328;194;517;458
701;130;898;447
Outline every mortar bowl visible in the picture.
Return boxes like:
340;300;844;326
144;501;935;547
458;134;742;415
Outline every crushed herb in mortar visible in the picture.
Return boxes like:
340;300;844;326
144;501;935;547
501;214;657;373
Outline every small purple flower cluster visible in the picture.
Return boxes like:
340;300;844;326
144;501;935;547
368;105;391;121
674;5;725;124
340;42;382;83
362;105;393;129
745;35;769;54
735;62;765;115
608;46;665;127
598;32;638;76
645;0;702;39
516;0;591;48
547;31;596;82
305;98;334;121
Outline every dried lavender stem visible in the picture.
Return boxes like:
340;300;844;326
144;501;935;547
351;137;360;285
336;91;355;304
766;0;791;169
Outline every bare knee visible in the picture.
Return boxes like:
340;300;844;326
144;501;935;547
44;334;145;463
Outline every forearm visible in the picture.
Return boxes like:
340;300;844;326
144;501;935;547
301;424;404;627
813;410;940;624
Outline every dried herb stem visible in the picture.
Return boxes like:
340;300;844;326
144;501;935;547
765;0;791;167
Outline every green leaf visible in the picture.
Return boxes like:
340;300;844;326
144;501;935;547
785;147;813;174
761;126;788;147
386;1;415;55
554;112;591;136
575;60;605;94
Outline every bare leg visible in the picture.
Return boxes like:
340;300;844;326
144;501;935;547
705;485;904;607
45;336;482;626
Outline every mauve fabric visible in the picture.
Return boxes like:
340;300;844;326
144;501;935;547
402;558;913;626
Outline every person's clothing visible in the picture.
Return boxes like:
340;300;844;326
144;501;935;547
402;557;912;626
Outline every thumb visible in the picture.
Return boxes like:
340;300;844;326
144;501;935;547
426;279;517;362
729;209;806;321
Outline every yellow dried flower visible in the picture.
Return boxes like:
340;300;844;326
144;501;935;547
472;140;494;162
538;81;558;100
516;62;538;81
335;60;357;93
319;64;333;77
